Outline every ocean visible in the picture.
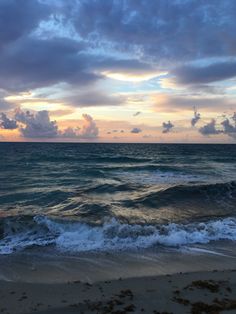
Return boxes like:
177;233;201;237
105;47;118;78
0;143;236;257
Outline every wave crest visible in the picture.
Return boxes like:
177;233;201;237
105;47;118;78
0;216;236;254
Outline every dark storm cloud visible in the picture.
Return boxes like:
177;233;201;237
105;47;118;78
0;38;100;92
72;0;236;62
0;0;50;48
173;61;236;85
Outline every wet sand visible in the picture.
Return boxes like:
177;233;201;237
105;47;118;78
0;269;236;314
1;243;236;283
1;246;236;313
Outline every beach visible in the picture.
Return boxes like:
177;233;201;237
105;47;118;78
1;269;236;314
0;248;236;313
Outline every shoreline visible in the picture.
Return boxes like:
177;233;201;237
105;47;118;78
0;269;236;313
1;243;236;283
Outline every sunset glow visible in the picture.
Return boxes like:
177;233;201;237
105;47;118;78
0;0;236;143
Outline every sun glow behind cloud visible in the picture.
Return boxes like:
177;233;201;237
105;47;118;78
0;0;236;143
101;71;167;82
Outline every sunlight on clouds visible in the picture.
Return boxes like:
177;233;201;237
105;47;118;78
101;71;167;82
159;77;182;90
5;92;33;102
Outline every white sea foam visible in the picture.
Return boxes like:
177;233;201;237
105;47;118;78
1;216;236;255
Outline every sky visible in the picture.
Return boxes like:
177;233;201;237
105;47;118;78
0;0;236;143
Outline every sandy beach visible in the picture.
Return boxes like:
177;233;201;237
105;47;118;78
0;269;235;314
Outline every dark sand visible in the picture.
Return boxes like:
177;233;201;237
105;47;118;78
1;246;236;313
0;270;236;313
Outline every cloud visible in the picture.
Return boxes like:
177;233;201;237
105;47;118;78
191;107;201;126
233;112;236;123
0;33;158;99
95;58;161;81
0;113;18;129
153;93;235;113
199;112;236;138
0;0;236;141
50;109;74;118
0;37;100;92
66;91;124;107
221;116;236;138
1;108;99;139
131;127;142;134
0;0;50;48
60;114;99;139
15;109;58;138
107;129;124;134
79;114;99;139
71;0;236;62
162;121;174;133
173;61;236;85
60;127;80;139
0;99;15;111
199;119;221;136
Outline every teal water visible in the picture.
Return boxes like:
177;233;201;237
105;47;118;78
0;143;235;255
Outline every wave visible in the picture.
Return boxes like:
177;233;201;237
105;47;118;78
123;181;236;208
1;215;236;255
77;183;138;194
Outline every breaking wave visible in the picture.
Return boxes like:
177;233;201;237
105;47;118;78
0;216;236;255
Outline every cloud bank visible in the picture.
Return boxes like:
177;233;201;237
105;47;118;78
1;109;99;139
